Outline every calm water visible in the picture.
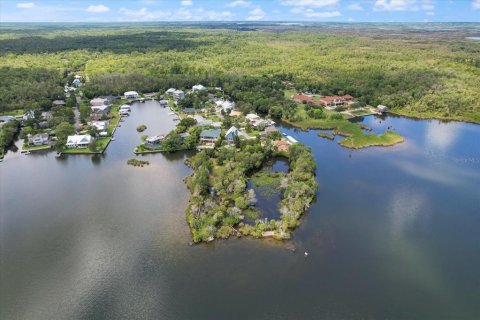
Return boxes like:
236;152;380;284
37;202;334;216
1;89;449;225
1;103;480;319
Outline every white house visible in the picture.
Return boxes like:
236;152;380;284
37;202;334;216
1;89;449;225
124;91;139;99
145;135;163;146
27;133;50;146
377;105;389;113
166;88;176;95
66;135;92;148
90;120;109;131
192;84;207;91
90;97;110;106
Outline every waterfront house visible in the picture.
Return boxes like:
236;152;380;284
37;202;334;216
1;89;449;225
72;78;81;87
90;120;109;131
377;105;389;113
124;91;139;99
145;135;163;147
225;126;240;144
260;125;279;137
293;94;314;104
91;104;111;114
200;129;221;144
319;95;353;108
66;134;92;149
27;133;50;146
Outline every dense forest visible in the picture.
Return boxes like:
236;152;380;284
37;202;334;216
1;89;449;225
1;24;479;122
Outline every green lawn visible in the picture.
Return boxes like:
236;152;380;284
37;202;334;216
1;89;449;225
0;109;25;116
22;144;51;151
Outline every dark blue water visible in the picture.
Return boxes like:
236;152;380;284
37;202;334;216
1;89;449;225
1;106;480;320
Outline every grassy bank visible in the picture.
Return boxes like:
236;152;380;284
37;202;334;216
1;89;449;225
22;144;51;151
285;106;405;149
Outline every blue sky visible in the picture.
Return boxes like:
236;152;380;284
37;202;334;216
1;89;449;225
1;0;479;22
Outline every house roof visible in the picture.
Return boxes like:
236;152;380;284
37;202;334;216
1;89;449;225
66;134;92;145
192;84;207;91
264;125;278;133
200;129;221;138
124;91;139;96
182;108;198;113
225;126;239;137
53;100;66;105
319;95;353;104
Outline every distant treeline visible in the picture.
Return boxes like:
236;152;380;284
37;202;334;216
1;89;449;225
0;31;209;54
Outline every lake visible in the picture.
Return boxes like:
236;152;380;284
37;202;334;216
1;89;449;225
1;101;480;319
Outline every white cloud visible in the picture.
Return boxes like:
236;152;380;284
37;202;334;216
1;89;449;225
347;2;364;11
17;2;35;9
373;0;436;12
246;7;266;20
281;0;338;7
119;7;172;20
86;4;110;13
290;7;341;18
118;7;232;21
473;0;480;10
373;0;419;11
181;0;192;6
227;0;251;7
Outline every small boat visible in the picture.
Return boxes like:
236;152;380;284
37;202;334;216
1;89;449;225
168;112;176;115
118;124;122;127
111;137;116;141
282;133;287;136
304;251;308;258
25;151;31;155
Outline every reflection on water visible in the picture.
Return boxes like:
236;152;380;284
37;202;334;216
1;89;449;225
1;108;480;320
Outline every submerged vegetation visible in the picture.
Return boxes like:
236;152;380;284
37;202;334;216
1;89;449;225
127;159;150;167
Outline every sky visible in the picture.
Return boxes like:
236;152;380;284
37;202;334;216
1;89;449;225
1;0;479;23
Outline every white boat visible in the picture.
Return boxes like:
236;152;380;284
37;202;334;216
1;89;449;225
111;137;116;141
25;151;31;155
282;133;287;136
168;112;176;115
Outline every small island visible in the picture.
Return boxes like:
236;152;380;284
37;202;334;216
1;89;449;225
185;139;317;243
